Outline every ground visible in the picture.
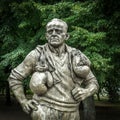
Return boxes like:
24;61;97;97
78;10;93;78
0;96;120;120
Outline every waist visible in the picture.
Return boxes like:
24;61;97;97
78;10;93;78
33;95;80;112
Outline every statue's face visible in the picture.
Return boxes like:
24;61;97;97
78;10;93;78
46;21;68;47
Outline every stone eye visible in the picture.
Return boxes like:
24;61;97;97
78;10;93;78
48;30;53;34
55;29;62;34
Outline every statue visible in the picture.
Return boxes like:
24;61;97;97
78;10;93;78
8;18;99;120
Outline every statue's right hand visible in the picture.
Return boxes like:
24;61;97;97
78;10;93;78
21;99;38;114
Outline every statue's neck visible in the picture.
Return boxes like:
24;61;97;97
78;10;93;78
48;44;66;57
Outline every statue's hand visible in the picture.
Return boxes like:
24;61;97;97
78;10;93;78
21;99;38;114
72;86;90;102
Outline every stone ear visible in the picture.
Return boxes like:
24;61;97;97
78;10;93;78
46;33;49;40
65;33;70;40
45;33;48;40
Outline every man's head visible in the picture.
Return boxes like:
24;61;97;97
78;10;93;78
46;18;69;47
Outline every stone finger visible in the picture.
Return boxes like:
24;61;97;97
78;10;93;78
72;87;79;95
75;95;82;101
76;94;85;101
25;104;31;112
23;106;30;114
28;102;37;110
73;90;83;98
32;100;39;105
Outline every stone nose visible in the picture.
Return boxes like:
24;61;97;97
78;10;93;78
52;30;56;35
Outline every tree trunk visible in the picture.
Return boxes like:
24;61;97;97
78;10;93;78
97;92;101;101
5;81;11;105
82;96;96;120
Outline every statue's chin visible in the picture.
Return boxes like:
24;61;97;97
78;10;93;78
50;44;60;48
49;41;63;48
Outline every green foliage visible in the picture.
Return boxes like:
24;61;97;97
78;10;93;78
0;0;119;102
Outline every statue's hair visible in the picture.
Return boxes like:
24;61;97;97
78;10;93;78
46;18;68;31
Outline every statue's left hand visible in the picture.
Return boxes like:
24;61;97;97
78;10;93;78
72;86;90;102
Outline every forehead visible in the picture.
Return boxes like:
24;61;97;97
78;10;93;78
46;21;67;31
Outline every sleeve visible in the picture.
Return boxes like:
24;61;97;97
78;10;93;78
72;49;99;95
84;71;99;87
8;49;39;90
79;51;99;93
83;70;99;94
79;51;99;91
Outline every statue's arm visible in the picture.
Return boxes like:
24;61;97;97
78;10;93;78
72;51;99;101
8;50;39;113
72;70;99;101
84;70;99;96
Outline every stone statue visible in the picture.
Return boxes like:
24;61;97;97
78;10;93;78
8;18;99;120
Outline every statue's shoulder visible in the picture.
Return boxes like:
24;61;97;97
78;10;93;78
66;44;77;53
66;45;82;55
66;45;91;66
25;44;46;61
